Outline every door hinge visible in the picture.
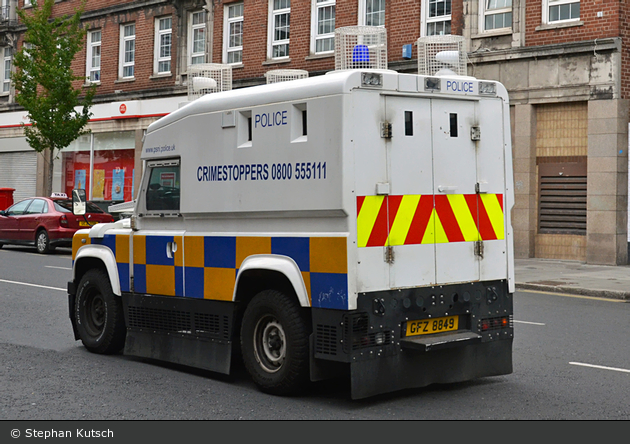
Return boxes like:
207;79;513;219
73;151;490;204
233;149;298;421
474;241;484;258
384;246;395;264
471;126;481;141
381;121;392;139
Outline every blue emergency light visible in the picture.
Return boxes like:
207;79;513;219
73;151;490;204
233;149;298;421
352;44;370;68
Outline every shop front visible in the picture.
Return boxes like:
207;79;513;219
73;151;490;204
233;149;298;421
54;131;136;211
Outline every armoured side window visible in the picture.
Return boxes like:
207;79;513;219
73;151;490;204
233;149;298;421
145;160;180;212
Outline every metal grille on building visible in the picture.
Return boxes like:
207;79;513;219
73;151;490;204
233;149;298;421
0;151;37;201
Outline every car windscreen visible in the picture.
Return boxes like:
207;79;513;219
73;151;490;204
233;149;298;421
54;200;105;214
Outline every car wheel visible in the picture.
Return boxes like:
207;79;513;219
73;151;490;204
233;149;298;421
74;269;126;354
35;230;50;254
240;290;310;396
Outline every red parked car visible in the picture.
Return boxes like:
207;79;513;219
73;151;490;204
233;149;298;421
0;195;115;254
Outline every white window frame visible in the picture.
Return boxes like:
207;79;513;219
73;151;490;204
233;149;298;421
542;0;580;24
24;0;31;7
188;10;207;66
85;29;101;83
421;0;451;37
267;0;290;60
358;0;385;27
1;46;11;93
479;0;512;33
311;0;335;54
223;3;244;65
119;23;135;79
154;16;172;75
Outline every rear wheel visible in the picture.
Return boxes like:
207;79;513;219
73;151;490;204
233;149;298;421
35;230;50;254
241;290;310;396
74;269;126;354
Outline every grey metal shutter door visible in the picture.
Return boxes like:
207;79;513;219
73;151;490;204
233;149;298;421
0;151;37;201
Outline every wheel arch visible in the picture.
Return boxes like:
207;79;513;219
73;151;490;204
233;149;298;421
234;255;311;309
73;245;121;296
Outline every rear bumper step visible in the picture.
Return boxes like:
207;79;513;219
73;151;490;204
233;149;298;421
400;331;482;352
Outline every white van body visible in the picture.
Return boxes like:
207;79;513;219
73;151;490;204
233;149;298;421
68;69;515;399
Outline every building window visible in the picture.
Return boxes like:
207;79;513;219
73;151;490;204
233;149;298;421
86;30;101;83
268;0;290;59
119;23;135;79
311;0;335;53
481;0;512;31
155;17;172;75
544;0;580;24
189;10;206;66
57;131;137;203
2;47;11;93
358;0;385;27
223;3;243;64
422;0;451;36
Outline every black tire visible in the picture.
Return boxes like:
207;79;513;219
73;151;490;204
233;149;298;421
74;269;126;354
35;229;50;254
240;290;310;396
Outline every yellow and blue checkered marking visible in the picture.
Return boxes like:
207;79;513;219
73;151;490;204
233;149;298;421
82;234;349;310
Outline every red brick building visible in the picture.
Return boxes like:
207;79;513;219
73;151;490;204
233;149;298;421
0;0;628;264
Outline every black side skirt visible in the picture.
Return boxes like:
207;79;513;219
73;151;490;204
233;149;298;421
121;293;236;375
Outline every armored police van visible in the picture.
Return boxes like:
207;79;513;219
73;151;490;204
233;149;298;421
68;68;515;399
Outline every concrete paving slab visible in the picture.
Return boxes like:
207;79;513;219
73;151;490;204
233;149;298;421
515;258;630;300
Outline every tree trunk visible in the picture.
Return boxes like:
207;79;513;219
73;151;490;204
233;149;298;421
46;148;54;197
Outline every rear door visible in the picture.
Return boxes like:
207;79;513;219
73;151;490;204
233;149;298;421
20;198;48;242
385;96;436;288
431;99;480;285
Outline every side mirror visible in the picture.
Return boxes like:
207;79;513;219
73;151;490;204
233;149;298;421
0;210;6;217
72;188;86;216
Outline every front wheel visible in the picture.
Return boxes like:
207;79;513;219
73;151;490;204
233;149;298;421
74;269;126;354
241;290;310;396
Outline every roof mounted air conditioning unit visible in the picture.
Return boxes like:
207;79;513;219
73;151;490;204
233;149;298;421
417;35;467;77
265;69;308;84
187;63;232;101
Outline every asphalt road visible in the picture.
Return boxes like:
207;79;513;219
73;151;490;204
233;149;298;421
1;245;629;420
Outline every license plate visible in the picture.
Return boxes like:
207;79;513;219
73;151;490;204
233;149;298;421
405;315;459;337
79;221;91;227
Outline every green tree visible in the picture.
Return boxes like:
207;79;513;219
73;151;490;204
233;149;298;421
12;0;95;197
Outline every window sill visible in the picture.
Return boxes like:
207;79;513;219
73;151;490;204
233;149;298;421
83;82;100;88
150;73;172;80
262;58;291;66
305;52;334;61
115;78;135;84
535;20;583;31
471;29;513;39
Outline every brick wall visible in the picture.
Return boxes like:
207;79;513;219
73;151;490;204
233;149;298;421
525;0;621;47
212;0;422;82
17;0;178;96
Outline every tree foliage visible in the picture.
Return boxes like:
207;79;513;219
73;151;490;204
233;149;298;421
12;0;95;195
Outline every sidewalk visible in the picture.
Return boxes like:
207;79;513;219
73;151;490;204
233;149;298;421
515;258;630;300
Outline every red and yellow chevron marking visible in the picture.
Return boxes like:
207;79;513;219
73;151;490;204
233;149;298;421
356;194;504;248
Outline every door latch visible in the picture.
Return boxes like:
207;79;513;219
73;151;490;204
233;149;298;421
381;121;392;139
474;241;484;258
471;126;481;141
384;246;395;264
